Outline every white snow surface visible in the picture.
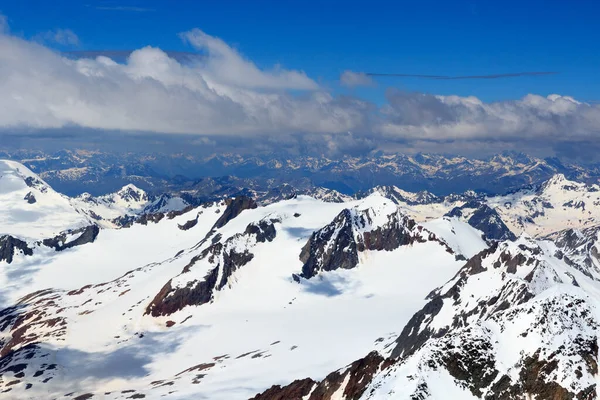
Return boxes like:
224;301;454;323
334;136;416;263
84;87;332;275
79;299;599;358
2;163;600;399
0;189;479;399
0;160;89;239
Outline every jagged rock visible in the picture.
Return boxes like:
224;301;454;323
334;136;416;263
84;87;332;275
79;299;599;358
0;236;33;264
300;209;359;279
299;206;451;279
545;225;600;280
146;217;277;317
42;225;100;251
391;241;537;359
244;218;279;243
178;216;199;231
250;351;388;400
446;200;516;242
213;196;257;229
23;192;36;204
249;378;316;400
135;213;165;225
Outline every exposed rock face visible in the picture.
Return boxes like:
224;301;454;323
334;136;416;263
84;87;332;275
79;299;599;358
299;206;452;279
178;216;199;231
146;217;278;317
382;237;599;399
23;176;47;192
42;225;100;251
0;236;33;264
250;378;316;400
213;196;257;229
446;200;516;242
0;289;67;358
251;351;388;400
135;212;165;226
259;235;599;400
299;209;359;279
359;185;443;206
392;239;540;360
545;225;600;280
23;192;36;204
118;185;148;203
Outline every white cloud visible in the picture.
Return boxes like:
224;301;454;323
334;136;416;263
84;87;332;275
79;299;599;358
0;24;599;150
180;29;318;90
33;28;80;46
379;89;600;141
340;70;375;87
0;30;363;135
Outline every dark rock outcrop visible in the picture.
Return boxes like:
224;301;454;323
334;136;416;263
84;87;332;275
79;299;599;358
299;207;451;279
249;378;316;400
446;200;516;242
0;236;33;264
213;196;257;229
391;243;534;360
299;209;359;279
146;217;277;317
178;216;198;231
545;225;600;280
42;225;100;251
250;351;387;400
23;192;36;204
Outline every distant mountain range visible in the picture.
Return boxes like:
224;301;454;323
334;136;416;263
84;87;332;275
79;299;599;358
2;149;599;198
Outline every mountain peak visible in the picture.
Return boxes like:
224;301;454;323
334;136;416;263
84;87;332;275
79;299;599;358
116;183;148;203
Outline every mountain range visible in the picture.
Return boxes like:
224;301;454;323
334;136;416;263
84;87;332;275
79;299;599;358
0;159;599;399
2;150;599;199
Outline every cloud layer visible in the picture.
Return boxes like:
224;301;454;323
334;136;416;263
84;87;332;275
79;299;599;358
33;28;80;46
1;22;600;159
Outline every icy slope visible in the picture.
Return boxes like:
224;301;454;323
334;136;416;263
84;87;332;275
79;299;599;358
0;160;89;240
71;184;189;227
3;164;600;399
488;174;600;237
0;193;486;399
365;175;600;240
254;235;600;399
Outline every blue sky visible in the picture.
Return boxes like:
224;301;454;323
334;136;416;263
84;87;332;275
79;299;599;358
1;1;600;160
3;0;599;103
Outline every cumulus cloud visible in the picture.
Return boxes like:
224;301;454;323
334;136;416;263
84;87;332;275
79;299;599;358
0;22;600;159
340;70;375;87
33;28;80;46
180;29;318;90
379;89;600;141
0;28;365;135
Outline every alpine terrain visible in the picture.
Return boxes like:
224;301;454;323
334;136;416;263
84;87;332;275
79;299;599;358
1;159;599;400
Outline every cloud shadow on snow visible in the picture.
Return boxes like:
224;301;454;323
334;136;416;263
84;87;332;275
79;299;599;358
299;273;356;297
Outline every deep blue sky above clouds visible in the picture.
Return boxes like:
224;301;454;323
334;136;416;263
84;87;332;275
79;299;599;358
1;0;600;160
5;0;599;102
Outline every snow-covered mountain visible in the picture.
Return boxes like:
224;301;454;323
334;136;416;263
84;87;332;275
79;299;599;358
72;184;189;228
0;160;189;262
1;160;600;399
5;149;600;197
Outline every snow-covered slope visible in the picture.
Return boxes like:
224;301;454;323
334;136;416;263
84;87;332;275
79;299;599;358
0;160;90;240
0;190;486;399
489;174;600;237
255;234;600;399
2;162;600;400
71;184;189;227
363;175;600;240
